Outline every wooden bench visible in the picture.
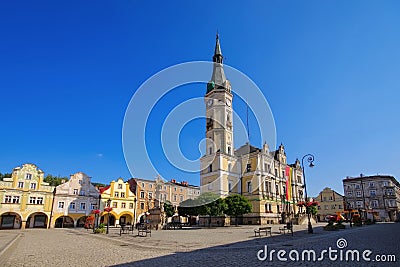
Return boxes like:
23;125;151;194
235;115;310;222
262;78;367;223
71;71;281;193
138;226;151;237
119;224;134;236
279;223;293;236
254;226;272;237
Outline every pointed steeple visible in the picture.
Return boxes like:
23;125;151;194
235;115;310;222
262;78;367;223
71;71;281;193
213;33;223;63
208;33;227;92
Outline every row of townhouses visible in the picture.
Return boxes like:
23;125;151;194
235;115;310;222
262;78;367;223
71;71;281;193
0;163;200;229
313;175;400;222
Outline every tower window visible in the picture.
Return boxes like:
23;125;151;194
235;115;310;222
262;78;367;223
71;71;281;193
228;181;232;192
247;181;252;193
209;164;213;172
209;147;213;154
246;164;251;172
227;146;231;155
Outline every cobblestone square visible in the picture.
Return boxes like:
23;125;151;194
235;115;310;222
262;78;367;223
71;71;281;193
1;222;398;266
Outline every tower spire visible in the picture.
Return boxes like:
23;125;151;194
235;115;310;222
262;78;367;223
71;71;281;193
213;33;223;63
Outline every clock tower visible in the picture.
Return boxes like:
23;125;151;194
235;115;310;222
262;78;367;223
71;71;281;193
200;34;239;196
205;34;234;156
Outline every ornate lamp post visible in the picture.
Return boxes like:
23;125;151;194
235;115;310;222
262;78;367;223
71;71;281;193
301;154;315;234
105;199;112;234
133;198;137;227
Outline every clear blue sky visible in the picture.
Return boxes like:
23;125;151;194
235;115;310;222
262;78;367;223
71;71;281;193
1;1;399;196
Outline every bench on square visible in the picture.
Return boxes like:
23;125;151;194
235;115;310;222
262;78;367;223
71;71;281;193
254;226;272;237
279;222;293;236
138;225;151;237
119;224;134;236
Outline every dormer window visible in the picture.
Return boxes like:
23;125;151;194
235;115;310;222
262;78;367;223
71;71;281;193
26;173;32;180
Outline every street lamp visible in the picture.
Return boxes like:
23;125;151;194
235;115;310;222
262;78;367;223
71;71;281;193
105;198;112;234
301;153;315;234
133;198;137;227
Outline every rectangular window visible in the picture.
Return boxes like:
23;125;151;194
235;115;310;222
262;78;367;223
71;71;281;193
371;200;379;208
149;184;153;189
148;192;153;199
370;190;376;196
140;191;145;198
329;196;333;200
331;204;336;209
91;204;96;210
208;164;212;172
140;202;144;209
114;192;119;197
356;191;362;197
141;182;145;187
36;197;43;205
18;182;24;188
80;203;86;210
173;195;177;201
275;169;278;177
338;205;342;209
247;181;252;193
347;191;353;196
70;202;75;209
73;189;78;195
382;181;388;187
121;202;126;208
26;173;32;180
29;197;36;204
229;182;232;192
180;188;183;192
112;202;117;208
387;189;394;195
121;192;125;198
174;187;177;192
80;190;85;196
180;195;184;202
58;201;65;209
78;180;82;185
129;203;133;209
12;196;20;203
323;197;327;201
355;184;360;189
118;184;123;189
356;201;363;208
324;205;328;210
369;182;374;187
246;164;251;172
30;183;36;189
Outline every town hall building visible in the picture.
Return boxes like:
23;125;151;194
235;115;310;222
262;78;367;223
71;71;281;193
200;35;305;224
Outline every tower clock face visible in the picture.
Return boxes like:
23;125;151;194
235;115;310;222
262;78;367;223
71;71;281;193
226;99;231;107
207;99;213;107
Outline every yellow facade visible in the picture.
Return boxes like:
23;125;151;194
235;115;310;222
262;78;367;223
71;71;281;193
0;163;55;229
100;178;136;226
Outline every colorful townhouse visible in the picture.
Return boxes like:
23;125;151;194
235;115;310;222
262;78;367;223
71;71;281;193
128;176;200;222
0;163;55;229
99;178;137;226
52;172;100;228
314;187;344;221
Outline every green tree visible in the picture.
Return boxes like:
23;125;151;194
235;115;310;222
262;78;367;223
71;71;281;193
224;194;252;226
164;201;175;217
196;192;226;227
43;174;68;186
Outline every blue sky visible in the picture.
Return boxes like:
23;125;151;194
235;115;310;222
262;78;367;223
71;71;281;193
1;1;399;196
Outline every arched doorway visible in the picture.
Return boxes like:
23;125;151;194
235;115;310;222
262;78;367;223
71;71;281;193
119;214;133;225
100;214;116;226
0;212;22;229
26;212;48;228
55;216;75;228
77;216;89;227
